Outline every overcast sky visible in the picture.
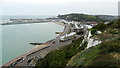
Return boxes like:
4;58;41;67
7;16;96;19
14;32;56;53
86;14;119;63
0;0;119;15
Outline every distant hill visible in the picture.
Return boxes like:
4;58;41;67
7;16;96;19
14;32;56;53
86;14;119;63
58;13;106;22
95;15;118;21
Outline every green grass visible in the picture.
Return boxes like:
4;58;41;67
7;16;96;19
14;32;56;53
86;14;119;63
87;38;120;67
67;45;100;66
67;38;120;67
99;39;120;54
89;54;120;67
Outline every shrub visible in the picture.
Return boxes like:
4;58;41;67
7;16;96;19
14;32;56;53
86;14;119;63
93;23;107;32
99;40;120;54
89;54;120;67
91;29;97;35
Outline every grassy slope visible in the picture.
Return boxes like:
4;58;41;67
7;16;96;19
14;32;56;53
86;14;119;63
66;45;100;66
89;39;120;67
67;19;120;67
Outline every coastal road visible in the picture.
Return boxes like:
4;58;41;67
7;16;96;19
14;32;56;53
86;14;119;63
16;40;72;66
55;24;70;42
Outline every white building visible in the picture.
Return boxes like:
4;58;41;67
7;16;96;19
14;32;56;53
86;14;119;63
60;32;76;41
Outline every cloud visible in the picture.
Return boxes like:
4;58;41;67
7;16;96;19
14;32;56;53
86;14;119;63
1;0;119;15
2;0;119;4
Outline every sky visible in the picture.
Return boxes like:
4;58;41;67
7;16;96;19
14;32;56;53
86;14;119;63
0;0;120;15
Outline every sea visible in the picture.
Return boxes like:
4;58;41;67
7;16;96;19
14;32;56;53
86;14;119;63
0;15;64;66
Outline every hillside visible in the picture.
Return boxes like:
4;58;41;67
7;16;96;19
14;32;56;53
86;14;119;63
35;18;120;68
67;19;120;67
95;15;118;21
58;13;106;22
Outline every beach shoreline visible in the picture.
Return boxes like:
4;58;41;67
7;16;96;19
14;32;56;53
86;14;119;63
53;22;65;26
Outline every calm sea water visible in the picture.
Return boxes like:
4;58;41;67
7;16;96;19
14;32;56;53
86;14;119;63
1;16;63;65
